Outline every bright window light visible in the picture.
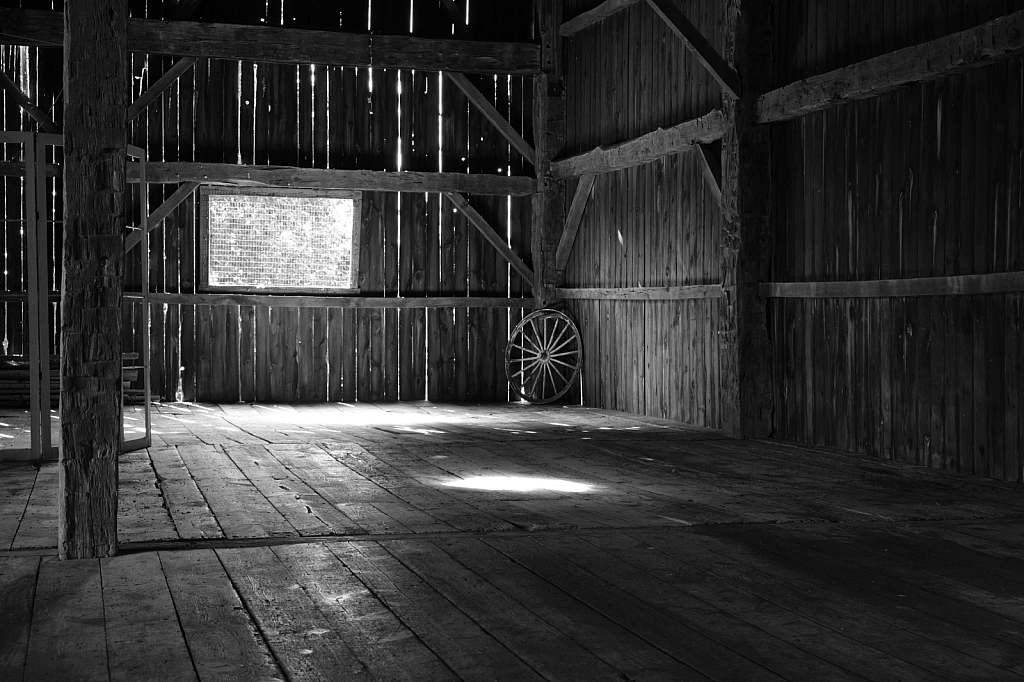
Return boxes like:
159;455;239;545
444;476;593;493
200;187;361;293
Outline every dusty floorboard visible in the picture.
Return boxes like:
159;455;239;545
1;402;1024;681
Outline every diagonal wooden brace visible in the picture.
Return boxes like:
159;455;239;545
443;192;536;290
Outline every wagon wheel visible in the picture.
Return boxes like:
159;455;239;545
505;309;583;404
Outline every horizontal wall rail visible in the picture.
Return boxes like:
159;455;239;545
762;272;1024;298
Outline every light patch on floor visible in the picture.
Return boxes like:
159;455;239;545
445;476;594;493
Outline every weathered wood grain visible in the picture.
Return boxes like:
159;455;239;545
23;558;108;681
128;161;536;194
557;285;723;300
445;72;535;164
763;271;1024;298
217;546;373;681
3;9;541;74
0;556;38;679
160;549;283;682
0;71;59;133
127;57;197;121
102;553;198;682
560;0;641;37
758;9;1024;124
146;292;536;309
59;0;127;559
551;110;728;178
644;0;741;98
554;172;596;272
444;192;536;289
124;182;199;252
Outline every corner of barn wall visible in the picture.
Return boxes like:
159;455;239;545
769;0;1024;483
559;0;728;428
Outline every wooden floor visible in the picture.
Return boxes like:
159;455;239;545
2;402;1024;681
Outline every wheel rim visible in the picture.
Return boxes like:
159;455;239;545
505;309;582;404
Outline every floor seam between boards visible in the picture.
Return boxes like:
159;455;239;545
5;513;1023;559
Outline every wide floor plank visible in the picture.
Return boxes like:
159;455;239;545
0;556;39;679
23;558;108;682
3;403;1024;682
217;546;372;682
160;549;284;682
103;553;198;682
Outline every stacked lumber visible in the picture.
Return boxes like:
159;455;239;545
0;356;59;408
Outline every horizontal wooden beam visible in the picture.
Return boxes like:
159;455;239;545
0;292;60;302
444;192;537;289
555;173;596;271
127;162;537;196
645;0;741;98
124;182;200;252
757;10;1024;124
557;285;723;300
762;272;1024;298
0;162;61;178
561;0;640;37
1;9;540;75
127;57;197;121
0;71;59;133
551;110;727;178
445;72;535;165
138;292;536;309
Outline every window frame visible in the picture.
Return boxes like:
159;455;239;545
198;186;362;295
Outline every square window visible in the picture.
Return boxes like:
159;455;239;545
199;187;361;293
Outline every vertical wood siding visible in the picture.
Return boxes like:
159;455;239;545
118;1;532;403
560;0;725;427
771;0;1024;482
1;0;535;405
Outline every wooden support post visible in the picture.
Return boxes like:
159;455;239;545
60;0;128;559
719;0;772;439
532;0;566;307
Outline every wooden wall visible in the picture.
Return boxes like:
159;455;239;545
559;0;725;427
1;41;64;366
2;0;537;404
770;0;1024;482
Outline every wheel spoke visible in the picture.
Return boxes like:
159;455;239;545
547;335;577;354
514;357;543;376
548;360;568;385
509;341;542;357
520;327;543;353
527;318;546;355
543;361;556;397
529;361;545;398
546;322;569;353
506;310;581;403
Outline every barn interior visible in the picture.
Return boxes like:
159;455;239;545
2;1;1024;680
